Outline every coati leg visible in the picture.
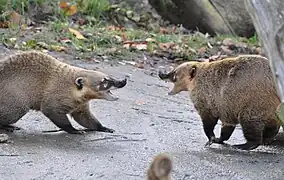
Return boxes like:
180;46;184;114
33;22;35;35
262;124;280;145
70;103;114;133
0;108;27;132
232;120;264;150
41;105;84;134
200;113;218;146
0;124;21;132
213;124;236;144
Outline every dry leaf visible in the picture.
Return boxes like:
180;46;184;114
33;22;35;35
69;28;85;40
0;21;10;28
146;38;156;42
59;1;77;16
123;41;148;51
50;45;67;52
66;4;77;16
158;42;176;51
59;1;69;9
107;25;125;31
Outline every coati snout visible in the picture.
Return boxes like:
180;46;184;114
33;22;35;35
74;74;127;102
158;62;197;95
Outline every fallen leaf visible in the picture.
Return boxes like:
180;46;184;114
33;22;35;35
66;4;77;16
158;42;176;51
37;42;49;49
59;1;77;16
134;44;147;50
0;21;10;28
69;28;85;40
123;41;148;51
107;25;125;31
59;1;69;9
145;38;156;42
50;45;67;52
60;38;72;43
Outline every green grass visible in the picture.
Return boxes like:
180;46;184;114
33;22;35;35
0;0;261;61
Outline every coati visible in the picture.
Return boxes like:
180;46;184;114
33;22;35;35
147;153;172;180
0;51;127;134
158;55;281;150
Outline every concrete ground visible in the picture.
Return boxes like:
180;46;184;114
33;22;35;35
1;49;284;180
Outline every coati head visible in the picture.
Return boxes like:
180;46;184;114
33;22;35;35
73;70;127;102
158;62;199;95
147;154;172;180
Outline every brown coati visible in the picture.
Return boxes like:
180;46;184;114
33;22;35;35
0;51;127;134
158;55;281;150
147;153;172;180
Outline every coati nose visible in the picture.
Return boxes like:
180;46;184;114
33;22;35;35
113;78;127;88
158;70;174;80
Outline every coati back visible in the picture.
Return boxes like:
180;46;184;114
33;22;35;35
159;55;281;150
0;51;127;134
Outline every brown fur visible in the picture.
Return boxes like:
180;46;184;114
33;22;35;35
147;154;172;180
0;51;127;134
159;55;281;150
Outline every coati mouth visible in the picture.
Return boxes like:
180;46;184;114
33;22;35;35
100;77;127;101
158;70;178;95
102;89;118;101
158;70;176;82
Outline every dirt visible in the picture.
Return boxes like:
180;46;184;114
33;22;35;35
1;46;284;180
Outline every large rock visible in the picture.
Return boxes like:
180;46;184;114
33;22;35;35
148;0;255;37
244;0;284;101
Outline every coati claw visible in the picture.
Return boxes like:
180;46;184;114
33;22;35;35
204;140;213;147
98;126;115;133
232;142;260;150
204;137;224;147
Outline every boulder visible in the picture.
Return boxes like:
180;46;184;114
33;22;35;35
148;0;255;37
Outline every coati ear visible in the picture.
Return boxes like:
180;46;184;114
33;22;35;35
189;65;197;80
75;77;84;90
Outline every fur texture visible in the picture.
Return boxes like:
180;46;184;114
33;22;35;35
159;55;281;150
147;154;172;180
0;51;127;134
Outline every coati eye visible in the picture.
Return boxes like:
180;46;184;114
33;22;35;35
172;74;177;82
75;77;84;90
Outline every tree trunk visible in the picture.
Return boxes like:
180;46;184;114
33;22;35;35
244;0;284;101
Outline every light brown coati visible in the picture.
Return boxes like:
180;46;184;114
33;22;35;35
158;55;281;150
147;153;172;180
0;51;127;134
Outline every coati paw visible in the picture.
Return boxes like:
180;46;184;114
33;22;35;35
0;125;21;132
212;138;224;144
99;126;115;133
232;142;260;150
204;136;216;147
66;129;86;134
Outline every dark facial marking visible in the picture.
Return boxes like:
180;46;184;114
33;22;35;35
75;77;84;90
